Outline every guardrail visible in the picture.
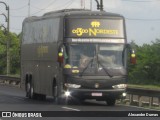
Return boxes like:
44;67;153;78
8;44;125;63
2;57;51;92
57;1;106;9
0;75;159;108
0;75;20;86
126;87;160;108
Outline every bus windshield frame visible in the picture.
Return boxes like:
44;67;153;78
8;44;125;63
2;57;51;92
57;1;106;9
63;43;127;76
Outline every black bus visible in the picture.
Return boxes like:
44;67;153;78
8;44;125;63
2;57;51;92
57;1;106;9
21;9;136;106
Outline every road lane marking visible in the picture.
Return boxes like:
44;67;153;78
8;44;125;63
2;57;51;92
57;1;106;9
62;106;80;111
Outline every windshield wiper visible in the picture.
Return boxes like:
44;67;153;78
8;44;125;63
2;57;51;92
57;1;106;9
79;58;94;77
97;60;113;78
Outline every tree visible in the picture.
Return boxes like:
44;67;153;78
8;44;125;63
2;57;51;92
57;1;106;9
128;39;160;85
10;32;20;74
0;29;7;74
0;29;20;75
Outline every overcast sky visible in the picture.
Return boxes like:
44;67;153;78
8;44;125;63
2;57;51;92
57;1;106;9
1;0;160;45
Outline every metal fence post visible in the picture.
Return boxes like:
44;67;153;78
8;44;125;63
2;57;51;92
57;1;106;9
129;94;133;105
149;97;153;108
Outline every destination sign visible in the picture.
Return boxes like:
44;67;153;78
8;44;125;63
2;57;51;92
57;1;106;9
65;18;124;38
69;38;125;43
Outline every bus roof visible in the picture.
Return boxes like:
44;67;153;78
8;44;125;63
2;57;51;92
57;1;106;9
43;9;123;17
23;9;124;23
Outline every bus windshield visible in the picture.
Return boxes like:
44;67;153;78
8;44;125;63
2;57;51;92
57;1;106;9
64;43;125;71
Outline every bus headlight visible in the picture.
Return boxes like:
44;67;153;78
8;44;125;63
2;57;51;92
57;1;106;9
112;84;127;89
65;83;81;88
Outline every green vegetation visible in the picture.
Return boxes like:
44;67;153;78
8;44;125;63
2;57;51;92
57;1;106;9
0;29;20;75
128;39;160;87
128;84;160;90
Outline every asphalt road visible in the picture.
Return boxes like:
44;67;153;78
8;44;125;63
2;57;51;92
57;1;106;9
0;84;159;120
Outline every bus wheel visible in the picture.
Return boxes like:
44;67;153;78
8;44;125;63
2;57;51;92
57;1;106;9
56;91;66;105
106;98;116;106
27;81;35;99
52;81;57;101
26;82;30;97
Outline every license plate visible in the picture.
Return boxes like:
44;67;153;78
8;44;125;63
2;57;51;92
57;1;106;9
91;93;102;96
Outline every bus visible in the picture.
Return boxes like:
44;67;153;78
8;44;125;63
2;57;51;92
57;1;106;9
21;9;136;106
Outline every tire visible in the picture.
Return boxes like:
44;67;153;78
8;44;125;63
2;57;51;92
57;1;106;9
52;82;57;102
26;81;36;99
26;82;30;97
106;98;116;106
55;83;67;105
55;87;66;105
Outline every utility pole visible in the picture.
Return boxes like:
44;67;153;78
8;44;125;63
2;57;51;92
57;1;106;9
100;0;103;11
81;0;85;9
90;0;92;10
0;1;10;75
28;0;30;17
95;0;103;11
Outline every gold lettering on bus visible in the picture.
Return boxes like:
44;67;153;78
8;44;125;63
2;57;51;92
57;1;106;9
72;28;88;36
72;28;118;36
71;21;119;37
37;45;49;57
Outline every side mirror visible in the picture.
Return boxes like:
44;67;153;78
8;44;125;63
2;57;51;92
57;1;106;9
58;52;63;63
125;44;136;65
130;49;136;64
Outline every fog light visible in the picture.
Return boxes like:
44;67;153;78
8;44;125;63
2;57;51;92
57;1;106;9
122;92;127;97
64;91;70;97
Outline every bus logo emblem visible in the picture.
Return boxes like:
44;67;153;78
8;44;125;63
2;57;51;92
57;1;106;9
95;83;100;88
91;21;100;28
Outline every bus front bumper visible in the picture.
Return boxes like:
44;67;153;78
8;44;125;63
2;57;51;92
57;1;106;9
64;88;126;100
